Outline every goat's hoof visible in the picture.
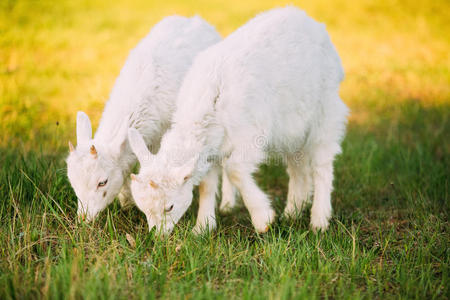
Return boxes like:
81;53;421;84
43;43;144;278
258;225;269;234
252;208;275;233
219;203;234;214
283;209;297;220
310;216;330;232
118;196;134;210
192;220;216;235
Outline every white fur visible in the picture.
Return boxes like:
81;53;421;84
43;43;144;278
129;7;349;235
66;16;222;222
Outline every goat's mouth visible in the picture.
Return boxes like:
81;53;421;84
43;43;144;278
148;221;175;237
77;211;98;224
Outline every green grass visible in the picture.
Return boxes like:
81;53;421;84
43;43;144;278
1;0;449;299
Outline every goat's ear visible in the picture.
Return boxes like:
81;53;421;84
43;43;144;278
173;156;197;185
128;128;152;164
76;111;92;146
109;121;128;159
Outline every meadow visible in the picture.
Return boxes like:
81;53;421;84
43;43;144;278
0;0;449;298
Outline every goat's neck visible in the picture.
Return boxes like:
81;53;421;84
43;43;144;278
164;122;224;183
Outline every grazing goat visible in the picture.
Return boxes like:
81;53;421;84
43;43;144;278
128;7;349;235
67;16;222;221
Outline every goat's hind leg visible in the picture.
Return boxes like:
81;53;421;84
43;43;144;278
283;152;312;218
310;143;340;231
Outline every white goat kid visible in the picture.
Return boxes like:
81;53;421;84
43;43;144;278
128;7;349;235
66;16;222;222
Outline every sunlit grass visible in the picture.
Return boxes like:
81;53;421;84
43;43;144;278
0;0;449;298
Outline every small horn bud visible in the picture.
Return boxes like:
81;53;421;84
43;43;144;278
90;145;97;158
149;180;158;189
69;141;75;152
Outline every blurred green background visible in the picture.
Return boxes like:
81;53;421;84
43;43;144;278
1;0;448;149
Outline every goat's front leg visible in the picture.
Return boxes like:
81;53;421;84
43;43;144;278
193;166;219;234
118;177;134;209
226;162;275;233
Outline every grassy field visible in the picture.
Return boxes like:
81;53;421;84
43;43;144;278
1;0;449;298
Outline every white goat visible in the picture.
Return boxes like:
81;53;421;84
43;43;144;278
128;6;349;235
66;16;223;222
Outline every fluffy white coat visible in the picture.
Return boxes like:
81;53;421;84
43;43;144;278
67;16;222;221
129;7;349;235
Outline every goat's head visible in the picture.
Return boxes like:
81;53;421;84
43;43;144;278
67;111;126;222
128;128;196;235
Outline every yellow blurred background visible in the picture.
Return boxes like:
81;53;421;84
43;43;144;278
1;0;449;149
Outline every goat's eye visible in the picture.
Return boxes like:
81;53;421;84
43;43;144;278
98;179;108;187
164;204;174;213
